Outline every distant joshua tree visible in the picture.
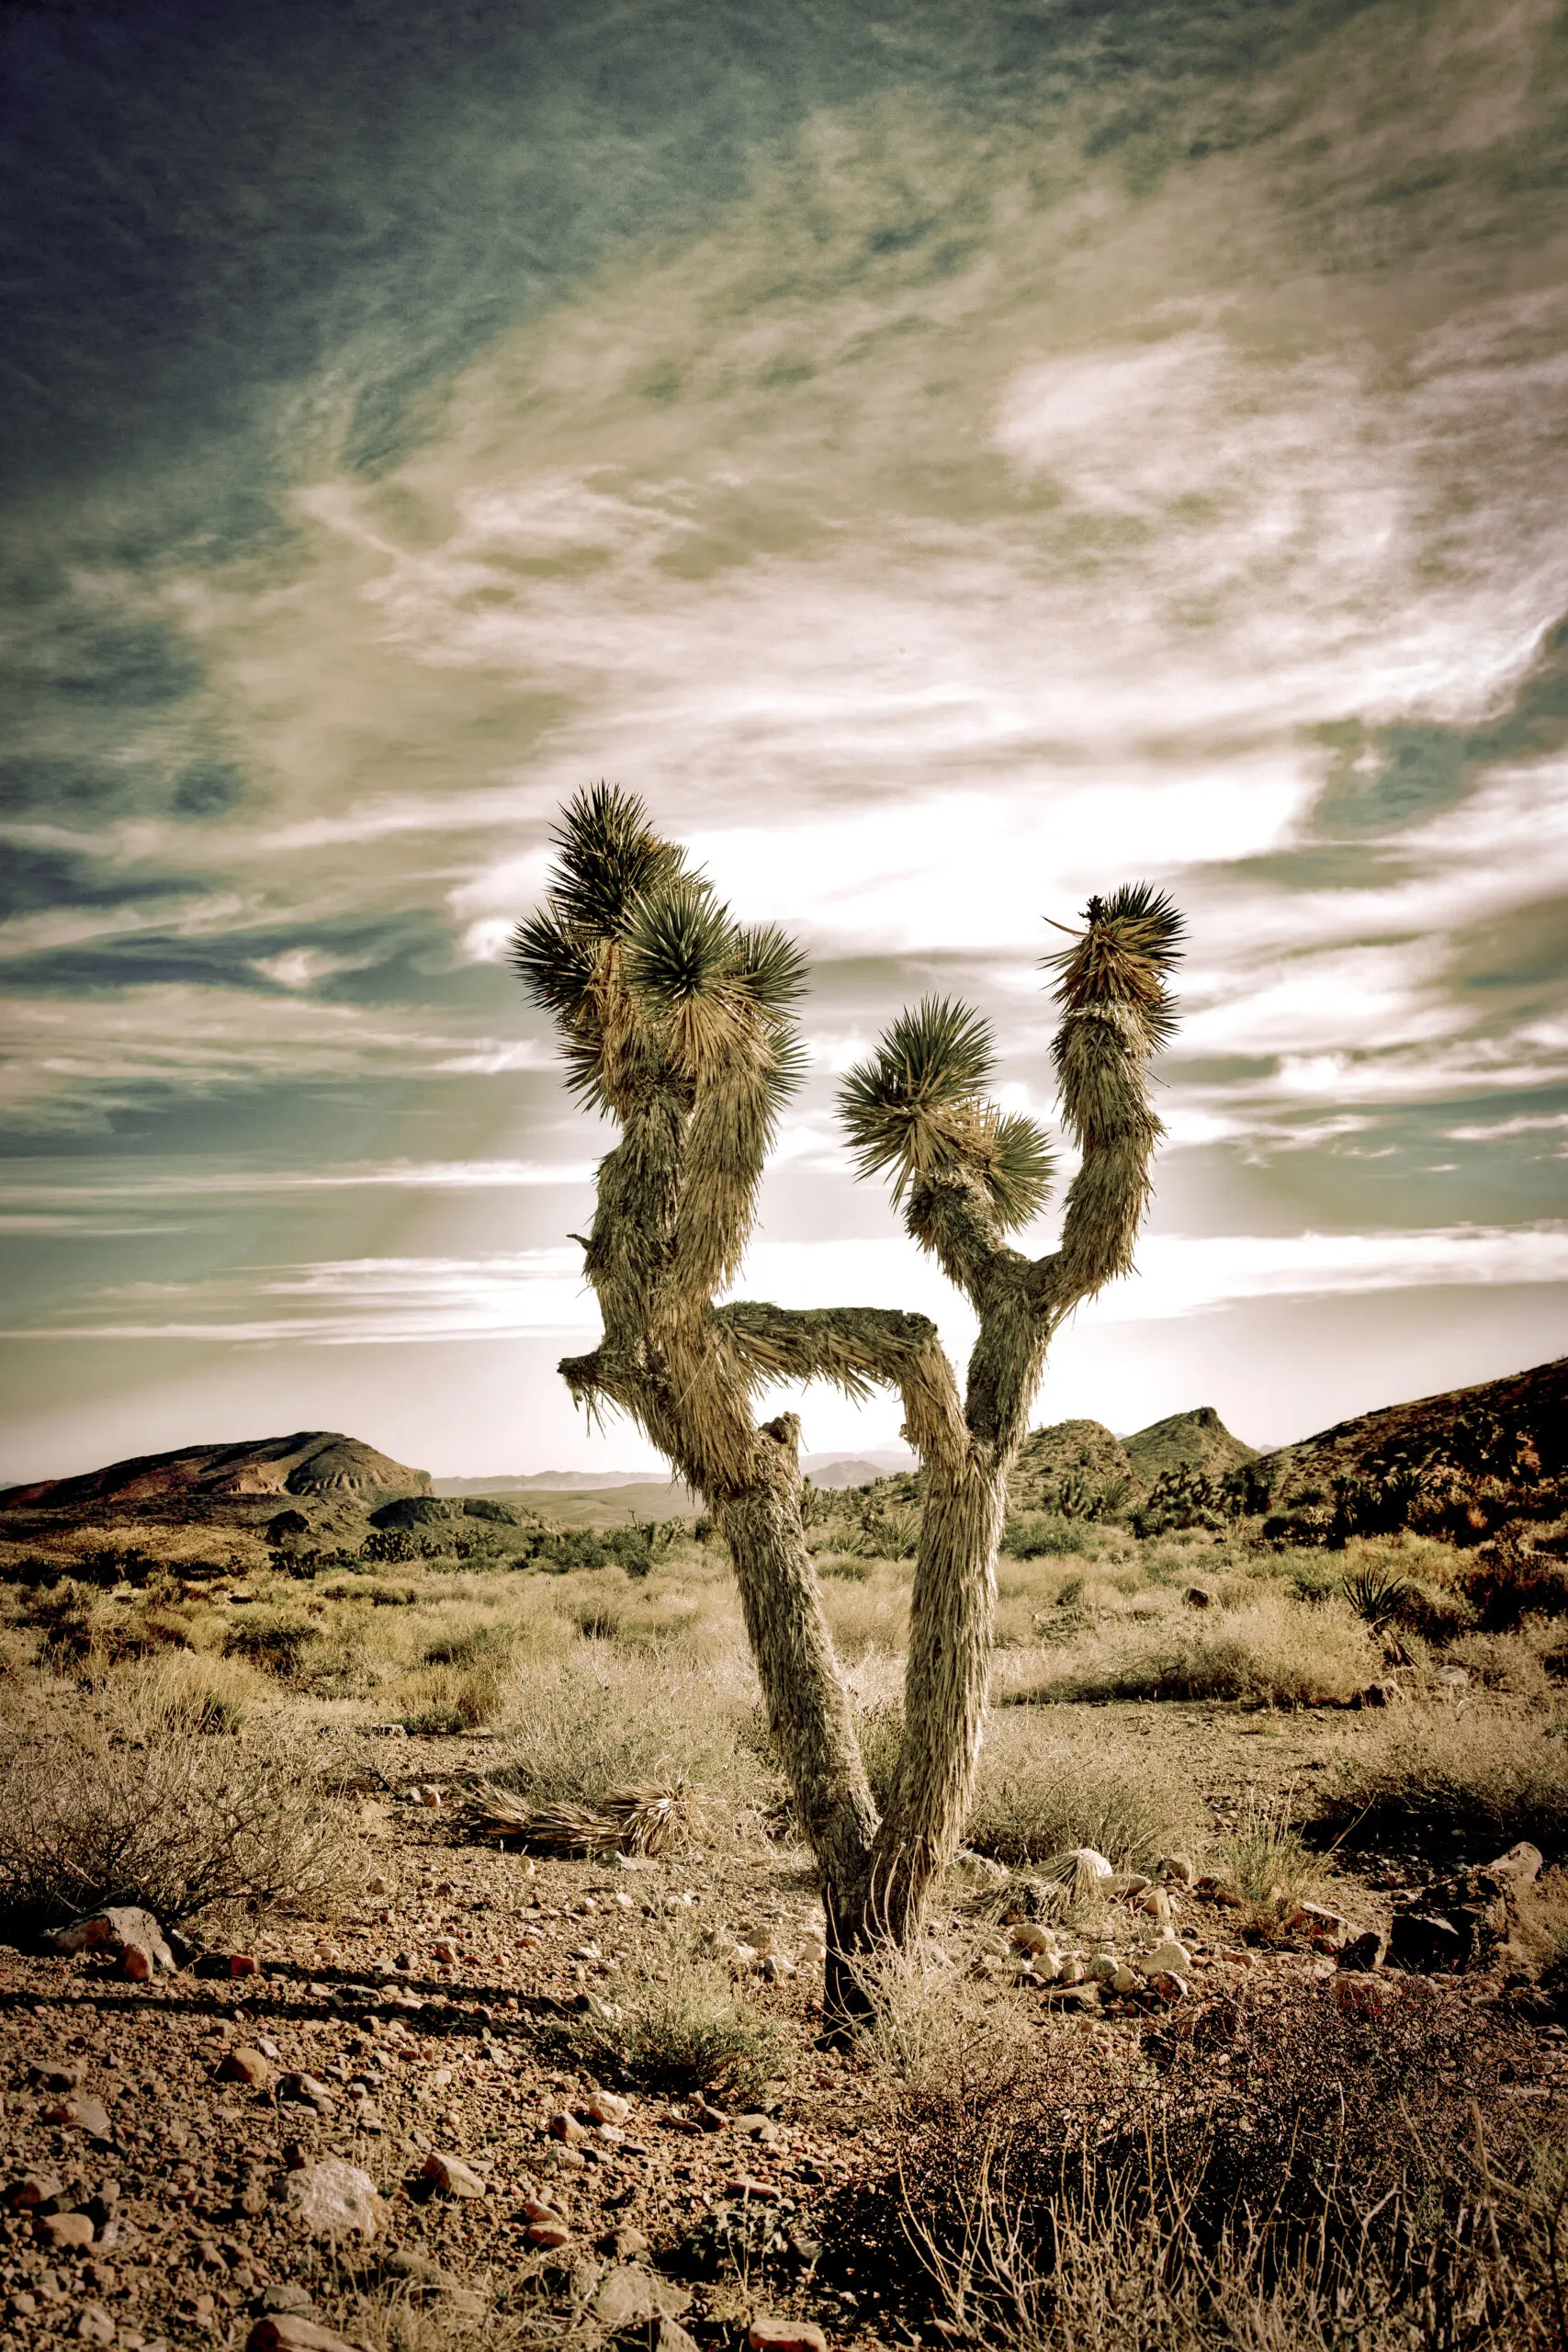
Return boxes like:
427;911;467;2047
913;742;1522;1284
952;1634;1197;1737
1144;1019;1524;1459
513;785;1182;2021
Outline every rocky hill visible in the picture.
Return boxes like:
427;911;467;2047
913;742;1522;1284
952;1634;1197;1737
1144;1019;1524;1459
1259;1356;1568;1501
1009;1419;1134;1510
0;1431;431;1523
1126;1406;1258;1487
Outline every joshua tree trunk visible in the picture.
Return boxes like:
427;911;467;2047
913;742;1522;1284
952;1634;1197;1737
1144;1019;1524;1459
513;791;1181;2025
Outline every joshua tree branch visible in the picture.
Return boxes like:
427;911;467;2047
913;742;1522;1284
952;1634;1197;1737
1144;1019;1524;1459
715;1300;966;1469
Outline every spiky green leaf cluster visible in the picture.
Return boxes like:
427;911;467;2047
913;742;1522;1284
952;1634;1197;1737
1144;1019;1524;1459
513;783;813;1304
1044;884;1184;1042
836;997;1054;1233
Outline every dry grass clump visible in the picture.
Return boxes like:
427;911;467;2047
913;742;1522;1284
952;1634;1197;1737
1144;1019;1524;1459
484;1652;767;1827
964;1713;1201;1871
1312;1705;1568;1858
853;1702;1200;1872
1209;1790;1329;1935
567;1927;779;2102
0;1700;357;1933
1020;1591;1378;1708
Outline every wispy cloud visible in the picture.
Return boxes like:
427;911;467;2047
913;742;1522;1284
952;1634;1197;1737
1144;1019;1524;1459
11;1225;1563;1351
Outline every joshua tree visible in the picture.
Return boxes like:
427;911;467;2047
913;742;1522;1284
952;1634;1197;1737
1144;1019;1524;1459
513;784;1182;2019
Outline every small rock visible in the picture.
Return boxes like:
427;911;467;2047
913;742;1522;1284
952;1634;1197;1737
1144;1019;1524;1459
430;1940;457;1964
612;2225;651;2259
748;2319;829;2352
549;2110;590;2144
73;2307;115;2345
1337;1928;1389;1973
582;2091;630;2125
366;1874;391;1895
31;2063;85;2091
218;2047;274;2088
1143;1940;1193;1978
523;2198;569;2224
526;2220;572;2249
49;1905;175;1973
258;2284;318;2316
1433;1666;1470;1690
950;1849;1009;1890
593;2267;693;2328
1185;1586;1212;1608
6;2170;63;2211
1484;1841;1544;1886
1150;1971;1190;2002
1068;1848;1114;1882
37;2211;95;2249
247;2320;365;2352
1009;1922;1057;1956
7;2293;38;2318
119;1939;156;1982
658;2324;702;2352
422;2152;485;2199
1138;1888;1173;1921
284;2158;384;2240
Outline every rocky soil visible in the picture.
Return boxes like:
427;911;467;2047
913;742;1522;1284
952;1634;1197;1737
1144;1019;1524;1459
3;1713;1565;2352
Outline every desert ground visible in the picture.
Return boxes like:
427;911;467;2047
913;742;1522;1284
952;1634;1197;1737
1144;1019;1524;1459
1;1396;1565;2352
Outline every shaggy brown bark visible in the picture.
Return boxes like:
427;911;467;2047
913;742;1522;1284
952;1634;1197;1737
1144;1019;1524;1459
513;791;1181;2024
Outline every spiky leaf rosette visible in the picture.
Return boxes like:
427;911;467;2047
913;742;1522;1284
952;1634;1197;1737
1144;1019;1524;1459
836;997;1053;1233
546;780;686;940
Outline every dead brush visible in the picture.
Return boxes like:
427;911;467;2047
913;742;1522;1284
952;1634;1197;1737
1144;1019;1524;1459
465;1776;706;1858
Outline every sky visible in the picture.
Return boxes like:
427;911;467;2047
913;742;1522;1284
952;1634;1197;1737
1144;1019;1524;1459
2;0;1566;1483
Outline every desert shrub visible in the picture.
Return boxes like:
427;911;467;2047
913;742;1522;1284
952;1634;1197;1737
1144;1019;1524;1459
0;1705;356;1932
1458;1536;1568;1629
223;1607;322;1679
361;1528;422;1566
568;1929;779;2101
398;1664;507;1736
1313;1708;1568;1858
1131;1465;1226;1538
1003;1512;1095;1559
874;1976;1563;2352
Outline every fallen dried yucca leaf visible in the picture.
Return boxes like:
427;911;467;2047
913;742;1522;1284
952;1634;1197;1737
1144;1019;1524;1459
465;1778;705;1858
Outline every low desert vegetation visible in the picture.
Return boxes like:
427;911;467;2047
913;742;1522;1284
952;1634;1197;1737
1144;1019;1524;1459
0;1692;356;1935
2;1439;1564;2349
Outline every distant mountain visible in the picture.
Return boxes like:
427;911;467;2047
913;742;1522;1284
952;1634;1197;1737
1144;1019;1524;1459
806;1457;898;1491
433;1469;681;1496
433;1446;914;1498
1125;1406;1258;1486
0;1431;431;1518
